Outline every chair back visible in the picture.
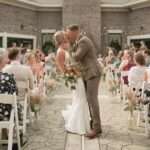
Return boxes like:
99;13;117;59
16;81;29;101
142;82;150;103
0;93;16;105
17;81;29;91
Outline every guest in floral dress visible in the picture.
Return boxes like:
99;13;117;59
0;49;17;121
0;49;27;148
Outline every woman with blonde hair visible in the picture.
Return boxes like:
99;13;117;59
25;52;36;74
54;30;91;135
25;51;44;82
54;31;70;73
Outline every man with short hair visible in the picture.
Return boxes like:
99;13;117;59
3;48;34;90
66;25;102;139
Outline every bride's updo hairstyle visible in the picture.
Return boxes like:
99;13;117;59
54;31;66;47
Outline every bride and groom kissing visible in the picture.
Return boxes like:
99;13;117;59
55;25;102;139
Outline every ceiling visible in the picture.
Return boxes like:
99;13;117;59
18;0;63;7
102;0;135;4
0;0;149;9
17;0;149;7
18;0;147;6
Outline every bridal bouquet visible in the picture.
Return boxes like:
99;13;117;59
63;66;81;90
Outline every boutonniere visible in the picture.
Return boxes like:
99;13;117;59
69;41;79;53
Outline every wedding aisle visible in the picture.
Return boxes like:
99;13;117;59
65;82;150;150
23;85;71;150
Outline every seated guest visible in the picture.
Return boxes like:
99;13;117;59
35;49;45;62
105;48;116;65
0;50;19;146
0;50;27;148
128;52;147;89
144;50;150;67
24;52;37;74
25;52;44;82
34;50;45;80
119;50;135;85
20;48;27;64
128;52;147;105
45;52;56;75
0;49;17;121
3;48;34;90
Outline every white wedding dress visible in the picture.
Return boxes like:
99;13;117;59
62;52;91;135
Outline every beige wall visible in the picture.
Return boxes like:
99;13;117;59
37;11;62;31
0;3;62;48
0;3;38;35
1;2;150;51
63;0;102;53
128;7;150;35
101;11;128;50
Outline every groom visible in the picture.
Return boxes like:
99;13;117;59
66;25;102;139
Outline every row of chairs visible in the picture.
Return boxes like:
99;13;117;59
0;81;30;150
0;66;58;150
120;70;150;137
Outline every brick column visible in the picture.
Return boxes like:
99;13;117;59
62;0;102;53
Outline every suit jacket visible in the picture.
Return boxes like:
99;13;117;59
72;36;101;80
3;61;34;89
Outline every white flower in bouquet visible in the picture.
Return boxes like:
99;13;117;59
70;72;74;76
66;73;69;77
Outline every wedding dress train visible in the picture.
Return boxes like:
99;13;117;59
62;78;91;135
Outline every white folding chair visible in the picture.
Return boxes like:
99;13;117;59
17;81;30;135
138;82;150;137
120;71;129;102
0;93;21;150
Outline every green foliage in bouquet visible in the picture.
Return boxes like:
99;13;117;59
63;73;77;90
62;67;81;90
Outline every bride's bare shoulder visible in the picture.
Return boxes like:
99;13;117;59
57;48;65;56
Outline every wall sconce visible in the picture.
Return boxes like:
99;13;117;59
20;24;37;32
140;26;144;31
20;24;24;30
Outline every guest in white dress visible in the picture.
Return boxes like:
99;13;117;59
128;52;147;104
128;52;147;88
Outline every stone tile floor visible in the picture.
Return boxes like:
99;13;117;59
1;82;150;150
23;85;70;150
99;83;150;150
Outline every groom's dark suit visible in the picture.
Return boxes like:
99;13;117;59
72;35;102;133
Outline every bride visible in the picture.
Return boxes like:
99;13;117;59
54;31;90;135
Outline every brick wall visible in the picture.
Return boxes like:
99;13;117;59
38;11;62;31
101;11;128;50
1;2;150;51
128;7;150;35
0;3;62;48
0;3;38;35
63;0;102;53
37;11;62;47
